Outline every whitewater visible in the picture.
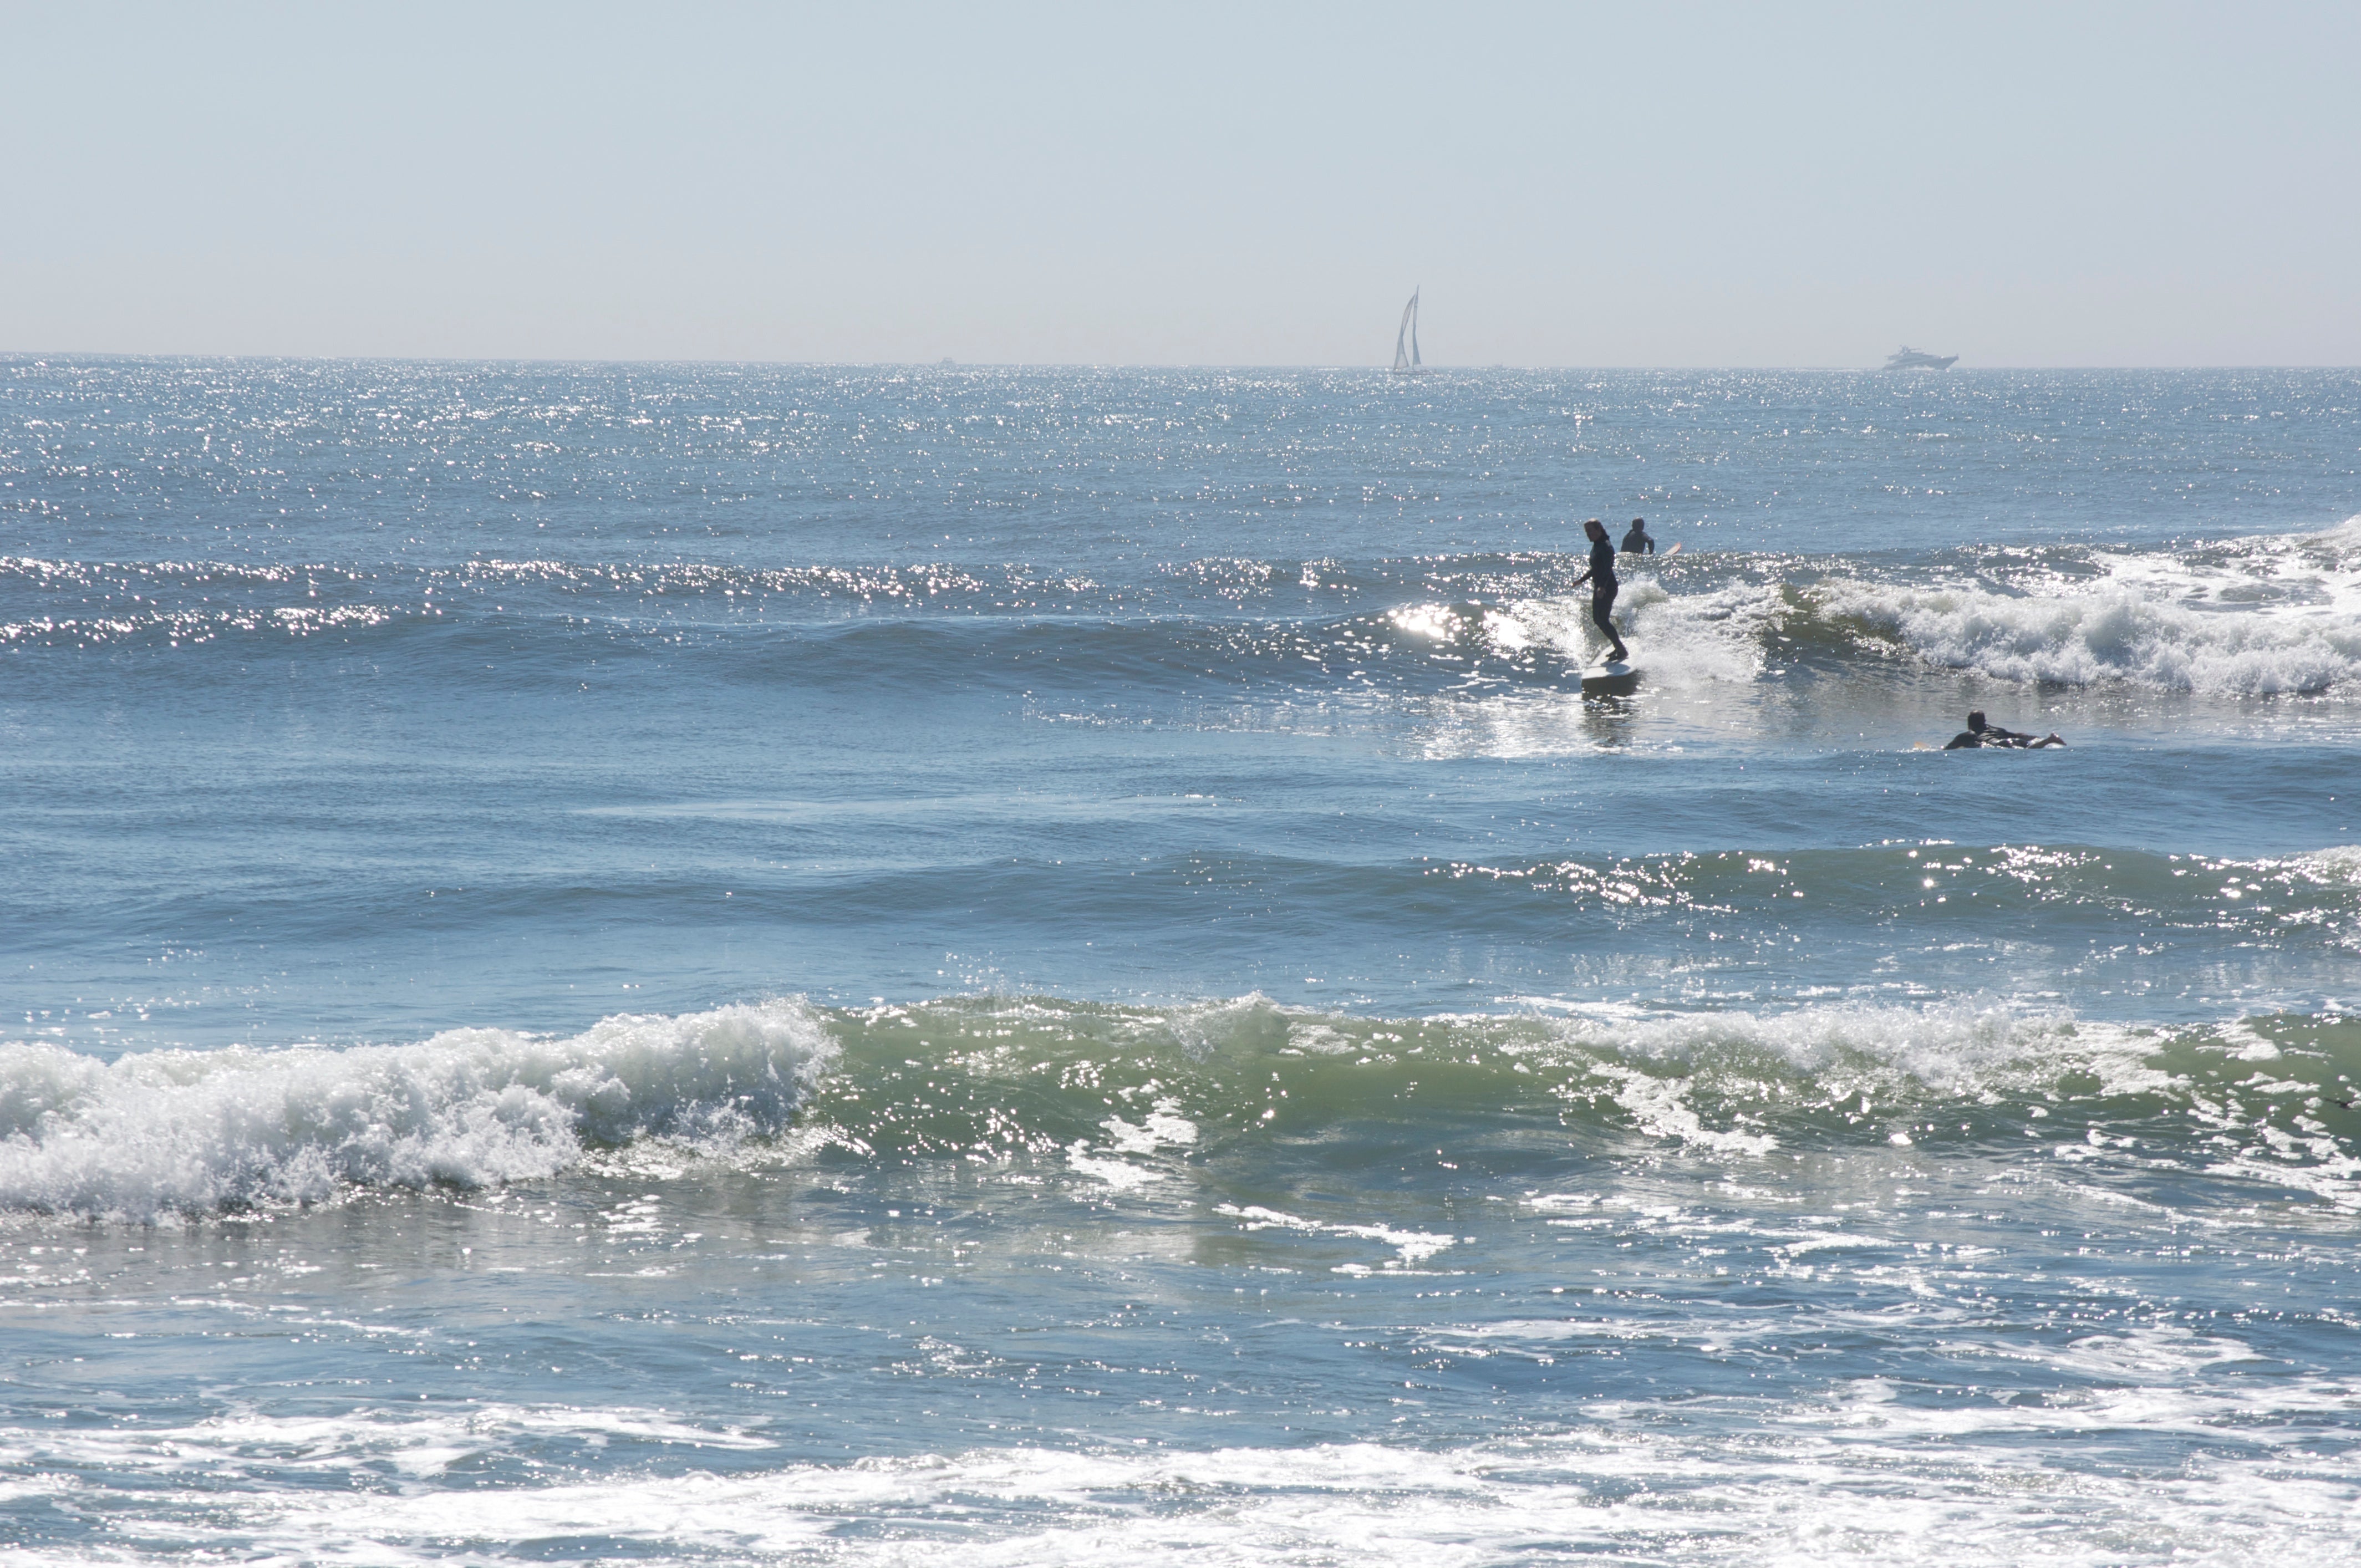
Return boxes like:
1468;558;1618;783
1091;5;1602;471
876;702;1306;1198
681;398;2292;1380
3;359;2358;1564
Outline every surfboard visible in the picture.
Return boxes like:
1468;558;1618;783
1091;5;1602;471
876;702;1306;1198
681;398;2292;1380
1665;542;1682;555
1580;660;1639;695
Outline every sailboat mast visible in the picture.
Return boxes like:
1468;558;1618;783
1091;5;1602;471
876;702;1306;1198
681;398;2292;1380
1391;287;1424;374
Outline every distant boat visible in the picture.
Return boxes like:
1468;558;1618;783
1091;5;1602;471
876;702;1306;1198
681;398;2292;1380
1884;345;1958;370
1390;288;1429;375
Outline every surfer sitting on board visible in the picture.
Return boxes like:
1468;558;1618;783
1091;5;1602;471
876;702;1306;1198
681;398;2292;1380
1943;710;2065;749
1620;517;1655;554
1570;518;1631;664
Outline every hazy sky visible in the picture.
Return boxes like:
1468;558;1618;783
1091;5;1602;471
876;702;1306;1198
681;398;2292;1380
6;2;2357;366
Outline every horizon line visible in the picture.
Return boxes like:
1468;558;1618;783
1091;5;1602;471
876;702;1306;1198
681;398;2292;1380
7;352;2359;374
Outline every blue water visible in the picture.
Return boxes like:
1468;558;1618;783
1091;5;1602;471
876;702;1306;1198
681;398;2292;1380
4;359;2359;1564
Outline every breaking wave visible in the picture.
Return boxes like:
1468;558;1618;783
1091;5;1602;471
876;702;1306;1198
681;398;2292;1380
0;1001;836;1220
1813;581;2361;696
1800;517;2361;695
7;989;2359;1220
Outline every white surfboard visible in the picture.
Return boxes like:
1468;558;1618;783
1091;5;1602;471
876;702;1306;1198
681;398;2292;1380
1580;660;1639;695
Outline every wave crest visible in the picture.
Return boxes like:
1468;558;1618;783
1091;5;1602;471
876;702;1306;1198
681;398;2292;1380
1819;580;2360;695
1808;521;2361;695
7;992;2357;1216
0;1001;836;1220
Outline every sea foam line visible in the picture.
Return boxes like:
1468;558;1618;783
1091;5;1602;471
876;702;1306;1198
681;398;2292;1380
12;1408;2357;1566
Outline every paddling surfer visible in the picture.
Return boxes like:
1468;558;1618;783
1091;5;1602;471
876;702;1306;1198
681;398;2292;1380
1620;517;1655;554
1570;518;1631;664
1943;710;2065;749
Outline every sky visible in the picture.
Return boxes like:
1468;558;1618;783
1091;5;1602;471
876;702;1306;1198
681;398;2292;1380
4;1;2357;366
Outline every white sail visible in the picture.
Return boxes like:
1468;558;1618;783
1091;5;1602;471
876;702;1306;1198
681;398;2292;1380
1391;288;1428;374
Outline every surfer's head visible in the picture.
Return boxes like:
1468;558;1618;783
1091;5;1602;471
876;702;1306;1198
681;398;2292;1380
1583;518;1608;542
1967;711;1988;731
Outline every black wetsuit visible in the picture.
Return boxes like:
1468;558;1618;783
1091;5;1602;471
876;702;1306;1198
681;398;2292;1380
1945;723;2058;750
1584;537;1621;648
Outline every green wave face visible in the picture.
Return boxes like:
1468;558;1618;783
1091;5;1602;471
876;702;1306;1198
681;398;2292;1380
797;996;2361;1206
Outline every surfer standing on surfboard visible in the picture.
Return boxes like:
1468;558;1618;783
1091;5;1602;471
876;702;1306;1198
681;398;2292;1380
1570;518;1630;664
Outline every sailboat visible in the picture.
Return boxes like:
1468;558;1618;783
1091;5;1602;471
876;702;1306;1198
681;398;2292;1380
1390;288;1429;375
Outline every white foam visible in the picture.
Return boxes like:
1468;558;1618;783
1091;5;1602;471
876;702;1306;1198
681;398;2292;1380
1816;521;2361;695
1549;999;2169;1102
1490;578;1776;689
12;1408;2356;1566
1586;1061;1782;1155
0;1403;770;1484
0;1001;837;1220
1453;999;2213;1170
1214;1202;1457;1266
2093;515;2361;621
1067;1096;1199;1190
2298;844;2361;887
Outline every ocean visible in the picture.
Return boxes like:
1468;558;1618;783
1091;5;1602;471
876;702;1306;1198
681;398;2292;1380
3;358;2357;1564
